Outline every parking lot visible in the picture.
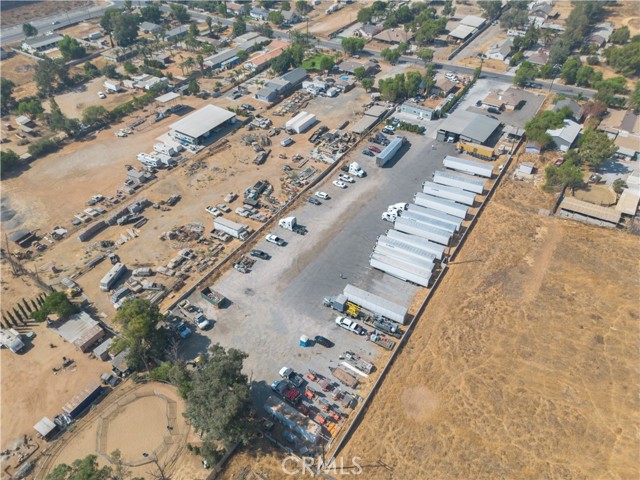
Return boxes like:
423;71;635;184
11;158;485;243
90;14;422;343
177;131;459;412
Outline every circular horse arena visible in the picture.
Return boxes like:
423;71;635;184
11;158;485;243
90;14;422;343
39;382;189;478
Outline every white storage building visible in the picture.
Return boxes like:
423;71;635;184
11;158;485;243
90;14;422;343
285;111;316;134
169;105;236;145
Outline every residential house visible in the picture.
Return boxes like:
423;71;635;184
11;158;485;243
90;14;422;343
250;7;269;21
526;48;549;66
336;60;378;76
163;25;189;42
482;86;527;111
101;49;137;62
22;34;63;53
204;48;239;69
282;10;302;25
432;77;459;97
226;2;244;16
352;23;383;39
547;119;582;152
487;38;513;62
139;21;162;34
552;99;585;123
255;68;307;103
400;100;435;121
598;110;640;137
588;22;614;48
614;134;640;161
528;3;553;27
373;28;414;44
242;40;288;71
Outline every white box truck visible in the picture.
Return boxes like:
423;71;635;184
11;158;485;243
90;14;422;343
400;210;457;233
369;253;431;287
374;244;434;270
406;204;462;231
103;80;122;93
213;218;248;240
377;236;438;263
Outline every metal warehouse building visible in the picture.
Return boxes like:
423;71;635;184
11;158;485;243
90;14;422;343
169;105;236;145
437;111;501;145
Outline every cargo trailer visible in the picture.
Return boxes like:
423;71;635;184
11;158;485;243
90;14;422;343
442;155;493;178
374;244;434;270
385;230;446;259
376;136;405;167
422;181;477;206
394;217;452;245
400;210;457;233
371;252;432;278
433;169;486;194
369;255;431;287
100;263;126;292
285;111;316;134
377;237;438;263
413;192;469;219
342;284;408;324
406;204;462;231
63;382;102;418
213;217;248;240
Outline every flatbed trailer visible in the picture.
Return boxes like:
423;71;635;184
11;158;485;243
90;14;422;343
331;367;359;388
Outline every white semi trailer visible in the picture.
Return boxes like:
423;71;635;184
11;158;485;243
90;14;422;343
413;192;469;219
394;217;452;246
377;237;438;263
406;204;462;231
385;230;446;259
433;169;486;194
400;210;457;233
442;155;493;178
373;244;434;271
369;254;431;287
421;181;477;206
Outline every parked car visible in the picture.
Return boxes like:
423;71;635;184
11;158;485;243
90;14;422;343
308;197;321;205
554;158;564;166
250;249;270;260
382;126;395;134
333;180;347;189
98;91;106;99
338;174;355;183
193;313;211;330
241;104;255;111
335;316;366;335
232;92;242;99
340;165;350;172
279;367;305;387
265;234;286;246
314;335;334;348
362;149;375;157
315;191;329;199
368;146;381;153
487;107;501;114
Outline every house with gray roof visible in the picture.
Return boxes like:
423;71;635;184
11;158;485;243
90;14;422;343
547;119;582;152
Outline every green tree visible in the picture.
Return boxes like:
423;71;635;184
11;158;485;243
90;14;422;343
577;128;617;170
140;4;162;23
123;61;138;74
513;61;538;87
206;15;213;35
82;105;111;127
478;1;502;19
629;82;640;113
113;13;139;47
442;0;455;17
603;38;640;76
45;455;112;480
318;55;334;71
22;23;38;38
560;57;581;85
362;77;374;92
49;98;80;136
17;99;44;118
405;70;422;98
0;149;20;173
594;76;628;106
416;48;434;66
295;0;311;15
280;1;291;11
353;66;366;81
233;17;247;37
83;61;101;78
28;137;61;157
189;23;199;38
612;178;628;194
184;344;256;459
57;35;86;60
610;26;630;45
112;299;167;372
357;7;374;24
34;57;68;96
500;7;529;30
575;65;602;87
525;108;571;149
32;291;79;322
170;4;190;23
268;11;285;26
1;77;16;112
341;37;366;56
381;47;400;64
188;79;200;95
544;160;584;191
100;8;121;47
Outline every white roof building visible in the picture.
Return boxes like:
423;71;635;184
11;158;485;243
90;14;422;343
169;104;236;144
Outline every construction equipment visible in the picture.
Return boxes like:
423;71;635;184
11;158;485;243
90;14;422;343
369;331;395;350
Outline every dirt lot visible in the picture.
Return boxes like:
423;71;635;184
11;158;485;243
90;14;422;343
0;53;39;87
52;76;138;118
0;1;95;27
294;3;361;38
217;157;639;479
37;382;195;480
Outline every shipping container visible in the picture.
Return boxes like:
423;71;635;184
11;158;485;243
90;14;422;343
413;192;469;219
394;217;452;245
422;181;477;206
406;204;463;231
62;382;102;418
285;111;316;134
384;230;446;259
376;136;405;167
342;284;408;324
442;155;493;178
77;220;108;242
369;255;431;287
213;218;248;240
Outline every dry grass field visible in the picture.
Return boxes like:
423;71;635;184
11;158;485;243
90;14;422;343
219;163;640;479
0;1;95;27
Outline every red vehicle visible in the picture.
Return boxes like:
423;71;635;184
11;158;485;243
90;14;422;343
368;145;381;153
554;158;564;166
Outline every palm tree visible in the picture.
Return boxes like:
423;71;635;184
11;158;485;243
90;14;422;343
197;54;205;75
206;16;213;35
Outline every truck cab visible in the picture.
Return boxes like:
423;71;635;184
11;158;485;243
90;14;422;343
348;162;366;178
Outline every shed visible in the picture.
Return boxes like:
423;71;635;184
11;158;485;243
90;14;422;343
525;141;542;154
615;189;640;216
559;196;621;227
364;105;388;119
349;115;379;135
518;162;535;174
169;104;235;145
111;349;130;376
448;24;476;41
15;115;33;126
92;337;114;361
55;311;105;352
33;417;58;440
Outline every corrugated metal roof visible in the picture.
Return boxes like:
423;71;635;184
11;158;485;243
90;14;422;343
169;105;234;138
343;284;407;322
63;382;101;415
560;197;621;224
33;417;57;437
461;15;486;27
448;24;476;39
56;311;99;344
349;115;379;135
204;48;238;67
615;189;640;215
460;115;501;144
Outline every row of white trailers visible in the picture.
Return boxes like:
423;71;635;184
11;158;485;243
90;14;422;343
370;156;492;287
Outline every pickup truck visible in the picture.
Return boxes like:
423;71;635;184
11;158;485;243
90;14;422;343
271;379;301;404
279;367;305;387
335;316;366;335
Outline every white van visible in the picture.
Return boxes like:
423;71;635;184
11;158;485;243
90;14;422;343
280;137;293;147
